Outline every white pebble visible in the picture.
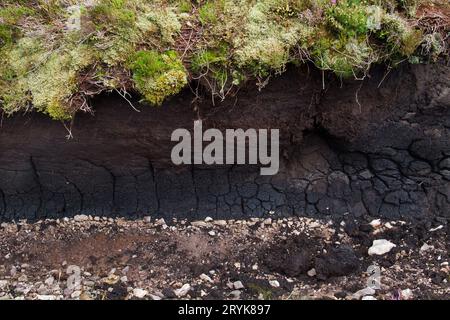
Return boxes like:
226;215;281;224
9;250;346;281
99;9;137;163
233;281;244;290
368;239;396;255
133;288;148;298
269;280;280;288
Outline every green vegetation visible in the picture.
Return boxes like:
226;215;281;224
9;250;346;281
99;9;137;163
129;50;187;105
0;0;448;120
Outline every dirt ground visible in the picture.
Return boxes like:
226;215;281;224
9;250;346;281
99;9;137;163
0;215;448;300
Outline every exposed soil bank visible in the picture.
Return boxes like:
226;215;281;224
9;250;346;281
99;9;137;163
0;63;449;221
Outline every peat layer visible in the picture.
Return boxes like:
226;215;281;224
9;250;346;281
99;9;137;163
0;61;449;221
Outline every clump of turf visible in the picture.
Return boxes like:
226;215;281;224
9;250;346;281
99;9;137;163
128;50;188;105
0;0;448;120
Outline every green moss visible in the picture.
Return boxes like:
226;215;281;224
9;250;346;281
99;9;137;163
421;32;446;61
129;50;188;105
29;46;95;120
0;5;34;47
377;13;423;59
199;1;224;25
89;1;136;31
0;25;14;47
178;0;193;13
398;0;420;16
192;47;231;88
141;8;182;44
312;34;374;78
232;0;312;77
325;0;370;37
0;5;34;24
0;0;446;120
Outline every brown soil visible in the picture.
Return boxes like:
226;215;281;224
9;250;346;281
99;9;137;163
0;216;448;300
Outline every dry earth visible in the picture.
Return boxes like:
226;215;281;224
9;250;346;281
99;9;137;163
0;215;448;300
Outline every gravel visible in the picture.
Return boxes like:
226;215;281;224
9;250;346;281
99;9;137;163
0;216;447;300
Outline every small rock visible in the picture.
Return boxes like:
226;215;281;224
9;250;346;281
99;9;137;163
149;294;162;300
368;239;396;256
174;284;191;297
263;218;272;225
18;275;28;282
233;281;244;290
154;218;166;226
309;221;321;229
362;296;377;300
353;287;376;300
420;243;434;253
214;220;227;226
229;290;241;298
269;280;280;288
71;290;81;299
103;274;120;285
430;225;443;232
191;221;208;227
369;219;381;229
133;288;148;298
80;292;93;300
37;295;58;300
401;289;413;300
204;217;213;222
74;214;89;222
63;288;73;297
83;281;95;287
208;230;216;237
0;280;8;289
307;268;317;277
199;273;213;283
44;276;54;286
143;216;151;223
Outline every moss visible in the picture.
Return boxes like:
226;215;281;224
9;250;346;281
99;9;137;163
232;0;312;77
88;1;136;31
0;25;14;47
0;5;34;25
325;0;370;37
142;8;182;44
191;46;233;89
29;46;95;120
199;1;223;25
0;5;34;47
129;50;188;105
377;13;423;59
421;32;446;61
398;0;420;16
312;34;374;78
178;0;193;13
0;0;446;120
